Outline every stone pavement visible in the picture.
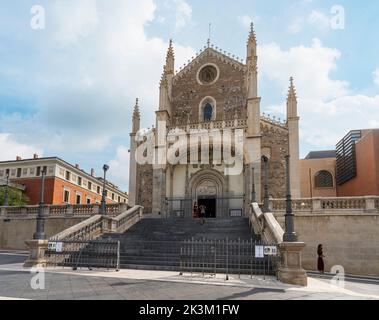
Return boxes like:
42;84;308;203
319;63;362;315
0;251;378;300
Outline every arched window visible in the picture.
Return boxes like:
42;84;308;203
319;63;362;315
315;171;334;188
203;103;213;122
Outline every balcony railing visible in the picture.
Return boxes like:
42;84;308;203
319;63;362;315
0;203;130;217
269;196;379;214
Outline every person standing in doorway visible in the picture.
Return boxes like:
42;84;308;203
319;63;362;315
193;202;199;219
317;244;325;275
199;204;206;225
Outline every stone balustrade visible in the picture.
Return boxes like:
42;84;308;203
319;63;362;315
249;203;284;244
0;203;130;217
269;196;379;214
49;205;143;241
168;118;247;132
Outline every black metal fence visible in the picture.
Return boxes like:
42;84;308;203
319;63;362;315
45;240;120;270
44;239;280;279
180;239;279;279
117;238;279;279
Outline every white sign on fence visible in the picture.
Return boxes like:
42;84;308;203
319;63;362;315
48;242;56;251
55;242;63;253
255;245;264;258
264;246;278;256
48;242;64;253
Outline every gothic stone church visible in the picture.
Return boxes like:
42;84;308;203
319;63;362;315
128;24;301;217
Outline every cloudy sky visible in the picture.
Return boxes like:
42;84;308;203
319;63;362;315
0;0;378;191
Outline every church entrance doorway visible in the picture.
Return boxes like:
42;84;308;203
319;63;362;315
198;197;216;218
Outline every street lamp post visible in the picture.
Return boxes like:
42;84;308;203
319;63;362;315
251;166;256;203
283;155;298;242
262;156;270;213
33;169;46;240
100;164;110;215
4;174;9;207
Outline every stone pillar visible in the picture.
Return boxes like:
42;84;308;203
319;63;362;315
24;240;49;268
287;77;301;198
288;118;301;198
278;242;308;286
152;166;166;217
128;133;138;207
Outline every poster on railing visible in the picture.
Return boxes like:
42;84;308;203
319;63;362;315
56;242;63;253
255;245;264;258
264;246;278;256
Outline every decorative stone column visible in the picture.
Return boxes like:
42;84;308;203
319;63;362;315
278;242;308;286
278;154;307;286
24;240;49;268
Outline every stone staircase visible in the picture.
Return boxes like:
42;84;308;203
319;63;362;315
101;218;261;271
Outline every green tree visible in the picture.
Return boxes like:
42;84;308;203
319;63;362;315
0;187;29;206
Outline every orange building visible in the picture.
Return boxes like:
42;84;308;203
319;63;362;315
337;129;379;196
0;155;128;205
300;151;337;198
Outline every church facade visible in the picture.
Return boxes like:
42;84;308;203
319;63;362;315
128;24;301;217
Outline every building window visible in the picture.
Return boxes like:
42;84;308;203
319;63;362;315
88;181;92;191
203;103;213;122
78;177;82;186
63;190;70;203
97;186;101;194
86;197;91;204
315;171;334;188
22;168;28;175
0;170;4;177
199;96;216;122
112;193;115;201
76;194;81;205
118;196;121;203
65;171;71;181
17;168;22;178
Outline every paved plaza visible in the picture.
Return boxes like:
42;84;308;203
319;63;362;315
0;251;378;300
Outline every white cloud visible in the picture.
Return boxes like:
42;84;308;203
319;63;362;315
50;0;99;46
1;0;195;153
259;38;349;101
373;69;379;87
260;39;379;149
0;134;43;161
238;15;252;29
308;10;330;30
174;0;192;30
300;95;379;147
108;146;130;191
287;18;303;34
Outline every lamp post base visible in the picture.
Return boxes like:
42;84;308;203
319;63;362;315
278;242;308;287
23;240;49;268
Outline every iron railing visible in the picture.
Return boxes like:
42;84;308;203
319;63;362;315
118;238;279;279
180;238;279;279
45;240;120;270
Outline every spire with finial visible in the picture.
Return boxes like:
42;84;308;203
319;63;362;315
287;77;298;119
249;22;256;43
247;21;257;59
165;39;175;73
287;76;297;101
132;98;141;133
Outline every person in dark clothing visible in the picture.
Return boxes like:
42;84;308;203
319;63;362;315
193;202;199;219
317;244;325;274
199;204;206;225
